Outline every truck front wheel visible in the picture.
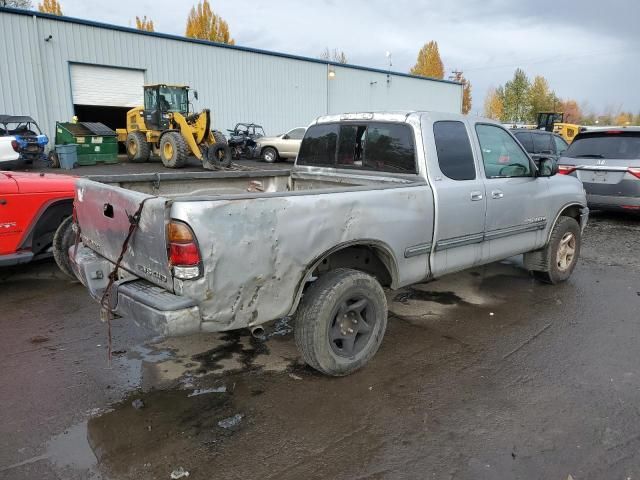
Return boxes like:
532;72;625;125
532;216;581;284
295;268;388;376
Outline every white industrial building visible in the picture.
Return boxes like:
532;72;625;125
0;7;463;141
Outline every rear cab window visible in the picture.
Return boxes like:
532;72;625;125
532;133;553;154
513;131;534;153
564;131;640;160
298;122;417;174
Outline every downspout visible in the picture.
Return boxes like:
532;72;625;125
32;14;52;144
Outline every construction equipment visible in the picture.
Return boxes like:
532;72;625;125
536;112;581;144
116;84;230;169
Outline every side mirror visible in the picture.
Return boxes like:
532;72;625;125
282;134;290;140
537;157;558;177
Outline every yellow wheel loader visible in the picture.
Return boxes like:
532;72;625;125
116;84;231;169
536;112;581;144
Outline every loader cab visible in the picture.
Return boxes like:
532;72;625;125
143;84;190;131
537;112;564;132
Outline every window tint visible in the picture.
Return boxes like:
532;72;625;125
564;132;640;160
513;131;533;153
287;128;305;140
476;124;532;178
532;133;553;154
298;122;416;173
433;121;476;180
553;135;568;155
297;124;338;166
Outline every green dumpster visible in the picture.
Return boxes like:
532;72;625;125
54;122;119;165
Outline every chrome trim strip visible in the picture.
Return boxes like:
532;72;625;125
435;233;484;251
404;243;432;258
484;221;547;241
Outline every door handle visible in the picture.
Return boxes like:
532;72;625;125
470;191;483;201
491;190;504;199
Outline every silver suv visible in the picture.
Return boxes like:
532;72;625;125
557;128;640;211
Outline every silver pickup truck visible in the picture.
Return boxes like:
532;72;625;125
70;112;588;376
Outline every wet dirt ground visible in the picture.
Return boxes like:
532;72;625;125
0;211;639;480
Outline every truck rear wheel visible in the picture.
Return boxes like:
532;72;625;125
532;216;581;284
53;216;76;280
160;132;188;168
126;131;150;163
295;268;388;376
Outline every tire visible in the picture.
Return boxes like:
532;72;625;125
53;216;77;280
159;132;188;168
532;216;581;284
295;268;388;376
204;131;232;169
261;147;279;163
126;131;150;163
48;151;60;168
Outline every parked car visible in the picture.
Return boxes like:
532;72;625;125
69;111;588;376
255;127;306;163
557;127;640;211
0;115;49;165
0;171;76;276
511;129;569;165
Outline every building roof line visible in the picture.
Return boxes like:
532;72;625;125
0;6;461;86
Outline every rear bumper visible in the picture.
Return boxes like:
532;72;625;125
70;243;202;336
587;193;640;211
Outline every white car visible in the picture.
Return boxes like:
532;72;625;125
255;127;306;163
0;135;20;168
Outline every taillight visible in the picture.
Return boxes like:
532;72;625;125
628;167;640;180
558;165;577;175
11;140;19;152
167;220;201;279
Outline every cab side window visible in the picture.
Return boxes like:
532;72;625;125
476;124;532;178
433;121;476;180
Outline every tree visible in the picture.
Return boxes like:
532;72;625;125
615;112;633;125
527;75;557;122
185;0;234;44
1;0;33;8
135;15;154;32
37;0;61;15
320;47;348;64
503;68;530;123
484;87;504;120
451;71;472;114
558;99;581;124
410;41;444;79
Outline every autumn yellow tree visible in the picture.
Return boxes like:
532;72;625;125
38;0;62;15
484;87;504;120
615;112;633;125
410;41;444;79
185;0;234;44
451;71;472;114
558;99;582;124
135;15;154;32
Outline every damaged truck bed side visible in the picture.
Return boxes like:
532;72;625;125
71;112;588;376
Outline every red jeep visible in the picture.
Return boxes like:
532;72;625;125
0;171;76;274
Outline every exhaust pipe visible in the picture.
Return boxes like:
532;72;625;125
250;326;266;339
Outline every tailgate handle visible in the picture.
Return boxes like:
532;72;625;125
103;203;114;218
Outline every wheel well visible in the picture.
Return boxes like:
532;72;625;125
313;244;395;287
22;200;73;255
558;204;581;223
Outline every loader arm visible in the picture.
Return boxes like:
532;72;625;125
171;112;204;160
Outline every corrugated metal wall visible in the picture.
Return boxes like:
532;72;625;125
0;10;462;142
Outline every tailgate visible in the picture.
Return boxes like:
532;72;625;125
75;178;173;290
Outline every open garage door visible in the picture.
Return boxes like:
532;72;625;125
70;64;144;137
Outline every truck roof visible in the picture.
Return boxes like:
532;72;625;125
312;111;492;125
